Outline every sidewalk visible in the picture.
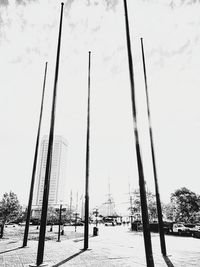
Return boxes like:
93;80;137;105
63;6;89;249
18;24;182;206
0;225;200;266
0;236;164;267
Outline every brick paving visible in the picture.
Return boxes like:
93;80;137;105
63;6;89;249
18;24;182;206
0;225;200;266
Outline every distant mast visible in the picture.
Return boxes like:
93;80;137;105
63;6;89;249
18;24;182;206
103;178;115;217
108;179;111;216
69;190;73;223
107;179;115;216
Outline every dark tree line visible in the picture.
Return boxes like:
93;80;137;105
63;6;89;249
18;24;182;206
129;187;200;223
1;186;200;239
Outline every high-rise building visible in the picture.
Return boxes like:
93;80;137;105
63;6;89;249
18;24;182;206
33;135;68;210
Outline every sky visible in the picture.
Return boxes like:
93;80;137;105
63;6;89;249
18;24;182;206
1;0;200;215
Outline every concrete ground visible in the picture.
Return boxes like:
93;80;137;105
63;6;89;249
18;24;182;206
0;224;200;266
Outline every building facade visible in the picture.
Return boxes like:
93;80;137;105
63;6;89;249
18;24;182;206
33;135;68;212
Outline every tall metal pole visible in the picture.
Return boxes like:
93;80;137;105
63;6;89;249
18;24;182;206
36;3;64;266
140;38;167;256
84;51;91;251
23;62;48;248
123;1;154;266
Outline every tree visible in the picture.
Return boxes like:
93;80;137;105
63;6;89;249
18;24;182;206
47;207;59;225
146;191;157;222
14;208;27;224
0;191;21;237
129;189;158;222
131;190;141;216
47;206;73;225
162;203;175;221
170;187;200;222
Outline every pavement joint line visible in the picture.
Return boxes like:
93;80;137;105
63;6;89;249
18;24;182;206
108;257;131;259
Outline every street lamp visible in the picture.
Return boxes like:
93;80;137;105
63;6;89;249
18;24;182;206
94;208;99;228
73;211;79;232
93;208;99;236
57;203;63;242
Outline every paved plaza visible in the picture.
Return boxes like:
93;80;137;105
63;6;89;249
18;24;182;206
0;224;200;266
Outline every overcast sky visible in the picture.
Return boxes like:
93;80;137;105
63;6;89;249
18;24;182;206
0;0;200;214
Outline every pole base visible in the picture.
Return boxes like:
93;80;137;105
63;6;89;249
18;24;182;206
82;248;92;251
22;245;29;248
29;262;49;266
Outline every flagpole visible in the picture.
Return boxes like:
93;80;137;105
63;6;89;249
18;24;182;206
23;62;48;248
36;3;64;266
123;1;154;266
140;38;167;256
84;51;91;250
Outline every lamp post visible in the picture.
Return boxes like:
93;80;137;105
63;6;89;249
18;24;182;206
94;208;99;228
93;208;99;237
130;195;134;231
73;212;79;232
57;204;62;242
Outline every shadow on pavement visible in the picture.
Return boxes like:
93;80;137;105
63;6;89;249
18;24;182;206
0;246;22;255
163;255;175;267
73;235;97;242
52;250;85;267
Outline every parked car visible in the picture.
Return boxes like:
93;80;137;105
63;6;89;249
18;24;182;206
71;221;84;226
183;224;196;235
104;218;116;226
194;225;200;231
184;224;200;236
192;226;200;238
172;223;190;235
